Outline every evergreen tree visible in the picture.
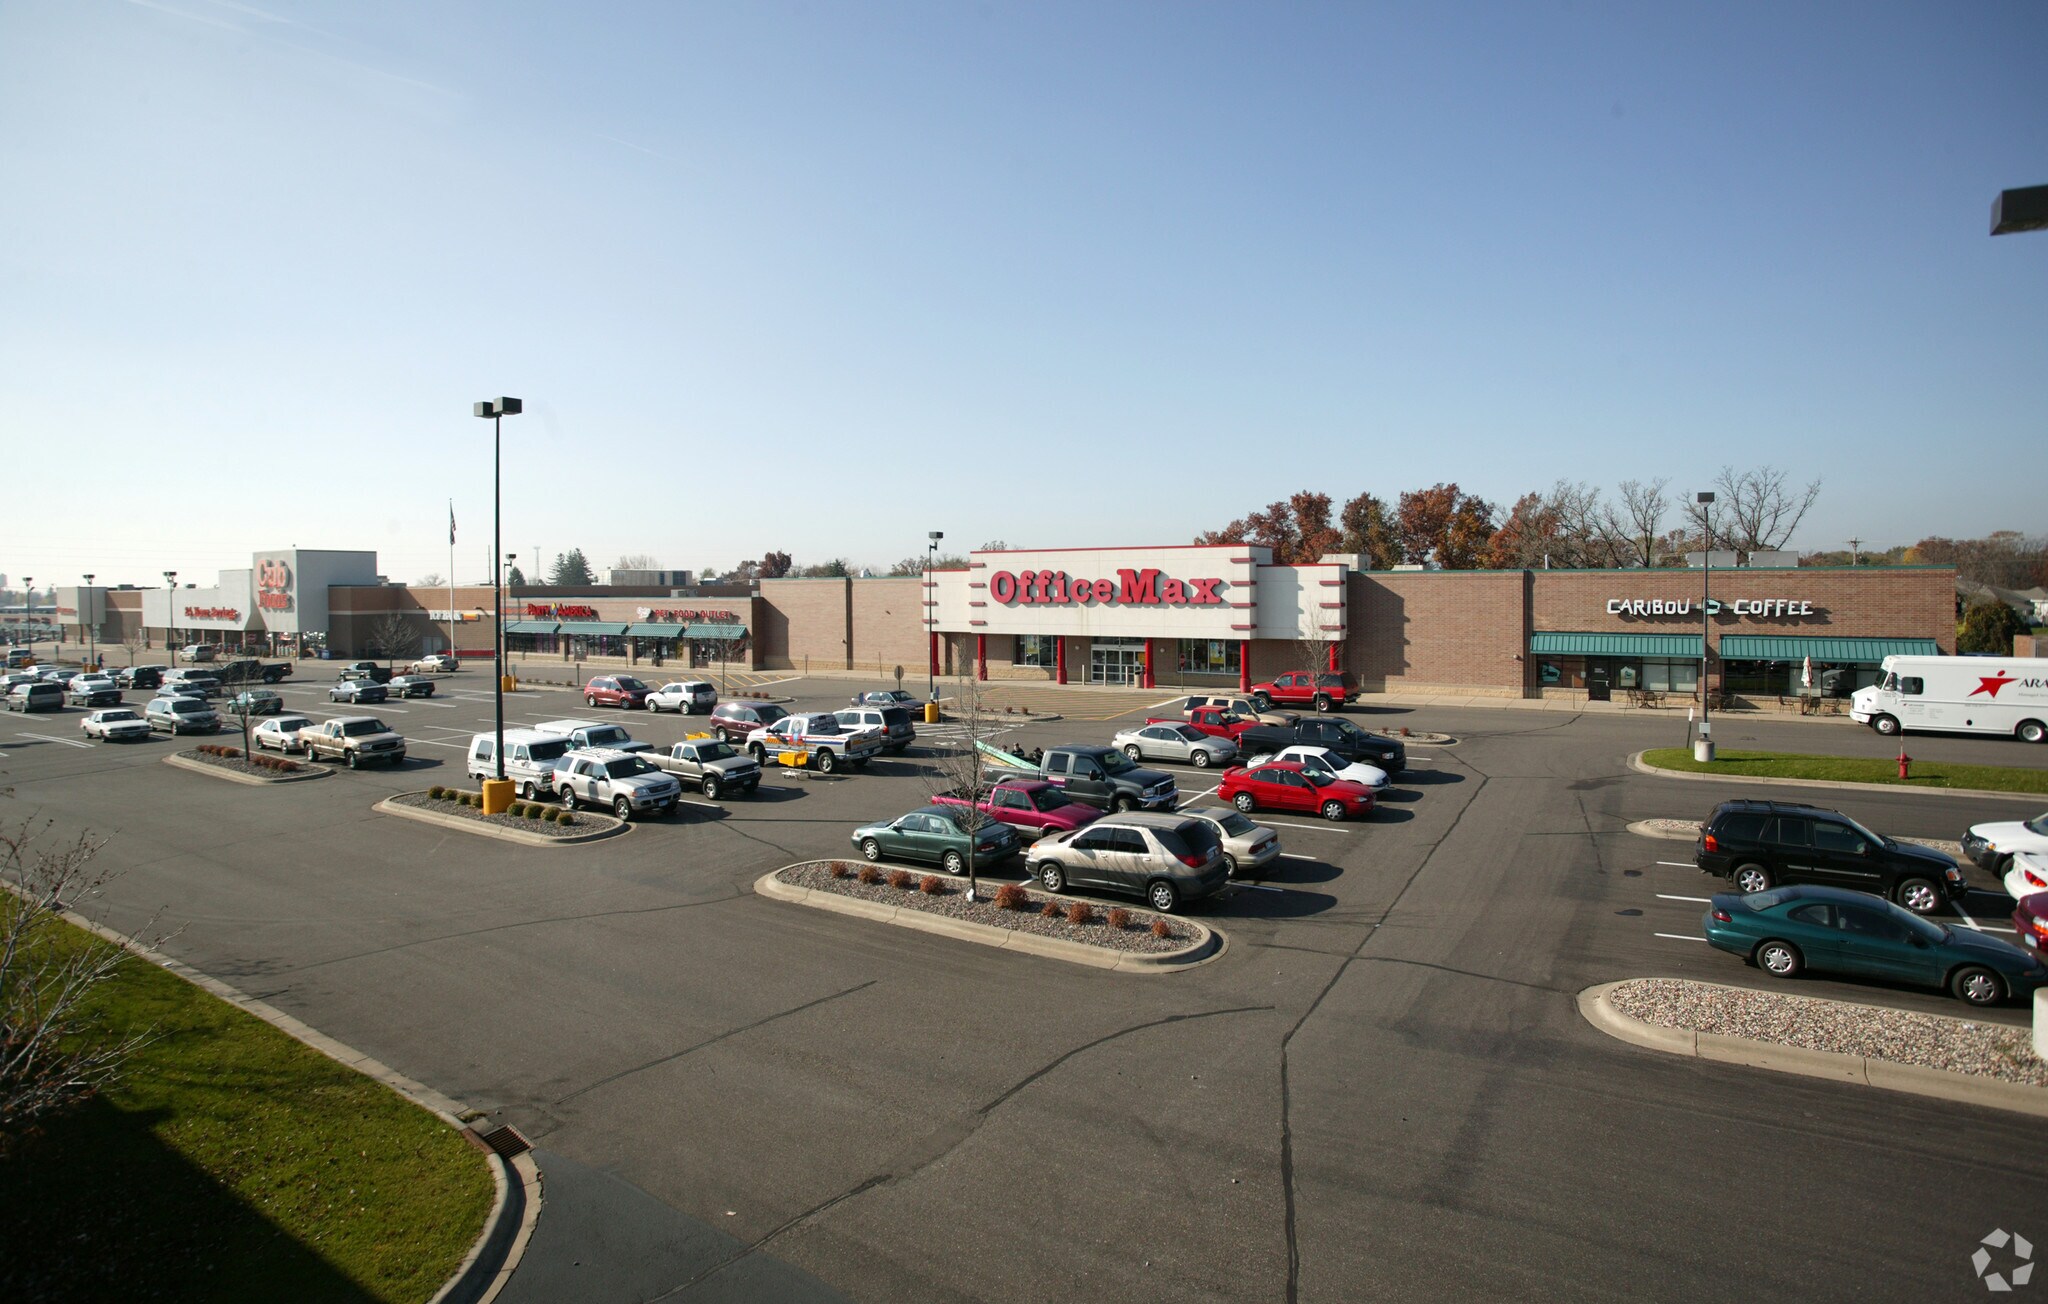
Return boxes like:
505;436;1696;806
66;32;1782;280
549;549;596;586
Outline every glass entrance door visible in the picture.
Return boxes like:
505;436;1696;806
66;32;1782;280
1089;639;1144;685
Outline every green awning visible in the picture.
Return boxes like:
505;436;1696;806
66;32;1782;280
556;621;629;636
625;623;684;638
1530;631;1704;657
684;623;747;639
503;620;559;635
1719;636;1939;662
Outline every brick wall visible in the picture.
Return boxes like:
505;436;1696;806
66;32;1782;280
849;578;928;673
1529;567;1955;653
1345;572;1528;695
757;579;851;670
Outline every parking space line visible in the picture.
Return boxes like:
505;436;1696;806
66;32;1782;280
1656;893;1711;903
407;738;470;750
18;733;93;749
1951;900;1984;932
1191;812;1357;834
1184;785;1218;803
1655;861;1694;868
1237;883;1284;893
1278;853;1317;862
1654;933;1707;942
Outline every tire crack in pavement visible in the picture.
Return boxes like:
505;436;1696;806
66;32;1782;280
552;979;880;1106
1279;745;1494;1304
650;1003;1272;1301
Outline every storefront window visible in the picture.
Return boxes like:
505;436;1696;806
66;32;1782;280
1017;634;1057;667
1640;659;1699;693
1177;640;1241;675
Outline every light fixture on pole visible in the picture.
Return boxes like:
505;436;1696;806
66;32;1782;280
163;571;177;654
82;573;95;668
1696;491;1716;762
473;397;522;812
925;531;944;704
20;578;31;653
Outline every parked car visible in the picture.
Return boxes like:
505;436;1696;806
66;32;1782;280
1157;706;1264;745
2004;852;2048;908
1179;694;1295;725
227;689;284;715
1702;885;2046;1007
834;704;916;754
1111;721;1238;769
983;744;1179;813
117;665;166;690
160;669;222;698
583;675;653;710
177;644;218;663
410;653;460;673
647;681;718;714
330;679;388;704
144;695;219;734
1962;810;2048;879
651;738;761;799
1693;799;1965;915
930;779;1102;835
1178;807;1281;878
1236;715;1404;775
852;690;920;709
1249;671;1349;713
36;665;74;684
252;715;315;753
6;682;63;713
66;679;123;707
744;713;885;773
530;719;653;755
1218;761;1375;821
2015;889;2048;956
554;747;682;819
851;808;1021;875
337;661;393;683
710;701;790;744
300;717;406;768
0;671;42;696
386;675;437;698
467;729;576;799
82;707;151;741
1243;744;1389;792
1024;812;1230;913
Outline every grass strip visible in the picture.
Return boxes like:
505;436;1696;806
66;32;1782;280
0;916;493;1303
1640;748;2048;795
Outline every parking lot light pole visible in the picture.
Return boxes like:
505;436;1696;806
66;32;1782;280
163;571;177;655
925;531;943;718
1696;491;1716;761
474;397;522;812
82;573;95;668
20;578;31;658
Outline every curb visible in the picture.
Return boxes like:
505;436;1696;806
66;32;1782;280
374;795;629;846
1626;751;2046;803
161;751;333;786
755;868;1224;973
49;905;541;1303
1577;980;2048;1118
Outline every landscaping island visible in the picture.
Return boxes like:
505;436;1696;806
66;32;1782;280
1639;747;2048;795
163;743;330;784
379;787;626;844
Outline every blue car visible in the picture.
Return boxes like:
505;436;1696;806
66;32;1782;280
1703;884;2048;1007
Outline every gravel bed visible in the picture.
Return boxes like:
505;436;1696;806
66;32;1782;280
1609;978;2047;1086
778;861;1199;954
389;790;621;838
174;748;325;781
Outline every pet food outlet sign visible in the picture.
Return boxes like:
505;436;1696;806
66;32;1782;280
988;567;1226;606
1606;597;1820;619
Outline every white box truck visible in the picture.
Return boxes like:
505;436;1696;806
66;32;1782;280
1850;655;2048;743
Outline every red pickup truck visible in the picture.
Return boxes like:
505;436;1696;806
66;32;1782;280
1148;706;1261;743
1250;671;1348;713
931;779;1102;834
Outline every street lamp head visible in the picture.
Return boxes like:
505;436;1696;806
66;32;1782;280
1696;491;1715;505
83;573;94;584
928;531;944;541
1991;185;2048;236
473;397;524;418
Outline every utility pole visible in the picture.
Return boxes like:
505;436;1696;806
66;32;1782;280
1848;536;1862;567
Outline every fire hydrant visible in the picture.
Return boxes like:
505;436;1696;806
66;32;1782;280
1898;750;1912;780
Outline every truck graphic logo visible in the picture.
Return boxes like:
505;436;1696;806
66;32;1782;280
1970;671;2016;699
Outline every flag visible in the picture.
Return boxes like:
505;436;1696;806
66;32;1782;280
449;502;456;545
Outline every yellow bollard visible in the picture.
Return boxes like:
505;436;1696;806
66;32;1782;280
502;674;517;692
924;700;940;725
481;778;514;814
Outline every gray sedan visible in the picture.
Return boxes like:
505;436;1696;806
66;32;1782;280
1111;722;1238;769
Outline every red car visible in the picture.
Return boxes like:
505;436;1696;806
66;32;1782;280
584;675;653;709
1151;706;1262;743
2017;891;2048;957
1251;671;1349;713
931;779;1102;835
1218;761;1374;821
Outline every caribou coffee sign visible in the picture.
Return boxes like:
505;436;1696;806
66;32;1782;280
256;559;294;612
989;567;1227;606
1607;597;1819;619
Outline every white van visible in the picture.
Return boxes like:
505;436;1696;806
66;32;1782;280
530;718;654;755
1851;655;2048;743
468;729;576;799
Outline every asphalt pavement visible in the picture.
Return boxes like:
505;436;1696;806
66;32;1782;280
4;670;2044;1302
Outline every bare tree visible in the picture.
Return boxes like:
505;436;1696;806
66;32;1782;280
368;613;420;671
615;554;662;571
1694;466;1822;554
1609;478;1670;568
414;572;445;588
120;628;148;667
1;820;164;1155
923;668;1007;902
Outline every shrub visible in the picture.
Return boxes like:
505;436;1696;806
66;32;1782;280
918;874;944;895
887;869;913;889
1106;908;1131;931
538;808;556;823
428;785;446;799
1150;918;1174;940
1040;900;1062;918
858;865;883;885
994;884;1028;910
828;862;850;879
277;760;299;773
462;792;477;807
557;811;576;826
1064;902;1093;926
509;802;528;818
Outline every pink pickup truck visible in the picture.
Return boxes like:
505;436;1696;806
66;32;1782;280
930;779;1102;834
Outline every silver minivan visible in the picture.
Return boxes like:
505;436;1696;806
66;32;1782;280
467;729;576;800
1023;812;1231;913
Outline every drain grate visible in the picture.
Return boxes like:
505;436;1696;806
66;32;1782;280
474;1124;531;1158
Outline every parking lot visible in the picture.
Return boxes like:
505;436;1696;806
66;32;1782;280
5;666;2046;1301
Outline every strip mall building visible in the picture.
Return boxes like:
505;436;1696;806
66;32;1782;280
65;542;1955;702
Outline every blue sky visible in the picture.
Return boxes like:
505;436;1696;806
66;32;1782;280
3;1;2043;589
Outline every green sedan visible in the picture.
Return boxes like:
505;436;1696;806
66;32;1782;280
850;809;1021;875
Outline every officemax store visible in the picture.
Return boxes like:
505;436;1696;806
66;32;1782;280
751;544;1957;703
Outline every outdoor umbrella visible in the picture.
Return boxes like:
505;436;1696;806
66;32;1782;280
1801;656;1813;690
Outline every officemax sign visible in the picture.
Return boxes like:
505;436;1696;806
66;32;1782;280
988;567;1227;606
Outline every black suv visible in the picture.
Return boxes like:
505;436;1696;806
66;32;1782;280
709;700;789;744
1695;799;1965;915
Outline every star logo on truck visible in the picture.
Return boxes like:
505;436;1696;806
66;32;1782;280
1970;671;2016;699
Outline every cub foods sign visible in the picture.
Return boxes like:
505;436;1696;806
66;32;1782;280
988;567;1226;606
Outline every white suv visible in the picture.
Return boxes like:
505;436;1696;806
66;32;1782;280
647;681;718;714
554;748;682;819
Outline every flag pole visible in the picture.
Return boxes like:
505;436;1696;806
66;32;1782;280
448;499;457;659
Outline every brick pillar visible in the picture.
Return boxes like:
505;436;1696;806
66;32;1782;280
1142;638;1154;689
976;633;987;681
1056;637;1067;685
1239;641;1251;691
